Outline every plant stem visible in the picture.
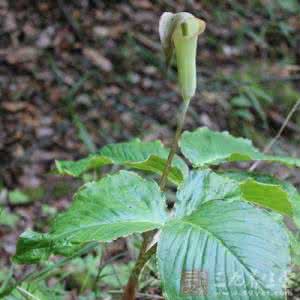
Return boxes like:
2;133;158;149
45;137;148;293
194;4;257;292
122;99;191;300
159;100;190;191
121;243;157;300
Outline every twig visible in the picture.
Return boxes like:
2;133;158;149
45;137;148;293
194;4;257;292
132;32;161;52
264;102;300;153
249;99;300;171
16;287;40;300
268;110;300;134
110;290;164;299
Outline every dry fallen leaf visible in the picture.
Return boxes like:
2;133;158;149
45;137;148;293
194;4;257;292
2;101;26;112
3;12;17;32
130;0;152;9
5;47;40;64
83;47;112;72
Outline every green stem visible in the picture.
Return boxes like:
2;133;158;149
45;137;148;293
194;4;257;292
122;99;191;300
159;99;190;191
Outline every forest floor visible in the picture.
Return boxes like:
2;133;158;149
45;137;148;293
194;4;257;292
1;0;300;299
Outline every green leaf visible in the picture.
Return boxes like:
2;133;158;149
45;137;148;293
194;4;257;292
56;139;188;185
8;190;30;205
158;201;290;299
0;208;19;227
13;230;76;264
175;169;240;218
16;231;49;263
180;127;300;168
231;95;251;108
282;183;300;227
9;282;64;300
100;263;135;288
8;187;45;205
14;171;167;264
289;232;300;266
73;114;96;153
51;171;168;241
276;0;299;12
240;179;293;216
232;109;254;122
248;85;273;104
0;269;15;298
176;169;293;219
224;171;300;227
244;88;267;123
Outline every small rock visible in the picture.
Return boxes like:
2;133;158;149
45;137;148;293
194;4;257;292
142;78;152;88
93;26;109;38
76;94;91;106
36;127;54;138
223;45;240;57
144;65;157;75
200;113;214;128
36;27;55;48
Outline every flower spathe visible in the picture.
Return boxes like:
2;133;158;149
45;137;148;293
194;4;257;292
159;12;206;102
